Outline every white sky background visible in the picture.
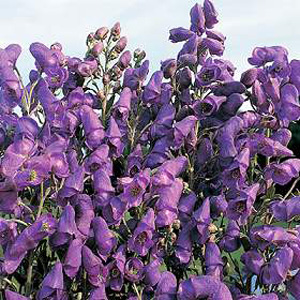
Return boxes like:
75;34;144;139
1;0;300;80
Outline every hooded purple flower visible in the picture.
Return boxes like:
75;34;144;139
4;214;57;274
80;105;105;149
4;290;29;300
58;165;85;198
63;238;83;278
152;156;187;187
73;194;95;237
150;104;175;139
209;194;228;219
102;196;127;225
178;192;197;224
123;60;149;90
92;217;117;259
126;144;143;176
106;116;123;157
169;27;194;43
143;258;162;286
176;222;193;264
142;71;164;104
226;183;260;224
277;83;300;122
37;262;67;300
248;46;288;67
193;198;211;244
270;196;300;222
154;271;177;300
50;205;78;248
93;169;115;207
112;87;131;123
260;246;293;285
128;208;155;256
264;158;300;185
287;270;300;299
205;240;223;279
241;250;264;275
223;147;250;190
122;169;151;208
0;178;18;213
124;257;144;282
177;275;233;300
203;0;218;29
219;220;241;252
107;245;126;291
88;285;107;300
155;178;183;227
82;245;108;287
193;95;226;119
190;4;206;35
250;225;298;251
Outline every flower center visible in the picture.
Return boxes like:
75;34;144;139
236;201;246;213
137;232;148;244
200;102;213;114
29;170;38;182
231;168;241;179
130;184;141;197
111;267;120;278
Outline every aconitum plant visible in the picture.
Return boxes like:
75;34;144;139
1;1;300;299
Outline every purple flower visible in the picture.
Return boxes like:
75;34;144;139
178;192;197;224
264;158;300;185
37;262;66;300
82;245;107;287
143;259;162;286
219;220;241;252
106;116;123;157
203;0;218;29
5;290;29;300
92;217;117;259
122;169;151;208
260;246;293;285
169;27;194;43
177;275;233;300
124;257;144;282
176;222;193;264
173;116;197;149
154;271;177;300
4;214;57;274
63;238;83;278
142;71;164;104
190;4;206;35
205;240;223;279
107;245;126;291
193;198;211;244
241;250;264;275
226;183;260;224
128;208;155;256
50;205;78;248
102;196;127;225
270;196;300;222
88;285;108;300
150;104;175;139
0;178;18;213
155;179;183;227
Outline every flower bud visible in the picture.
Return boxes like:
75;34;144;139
172;219;181;230
103;74;110;85
111;22;121;36
50;42;62;51
118;50;131;70
240;68;258;87
95;27;109;40
115;36;127;53
97;89;106;101
208;223;218;233
91;42;104;57
86;32;95;46
134;48;146;61
161;59;177;79
110;50;119;60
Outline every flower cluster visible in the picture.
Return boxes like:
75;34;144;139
1;1;300;299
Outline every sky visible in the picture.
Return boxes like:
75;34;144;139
1;0;300;80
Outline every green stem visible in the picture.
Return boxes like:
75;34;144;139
36;182;45;219
133;283;142;300
284;177;300;200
